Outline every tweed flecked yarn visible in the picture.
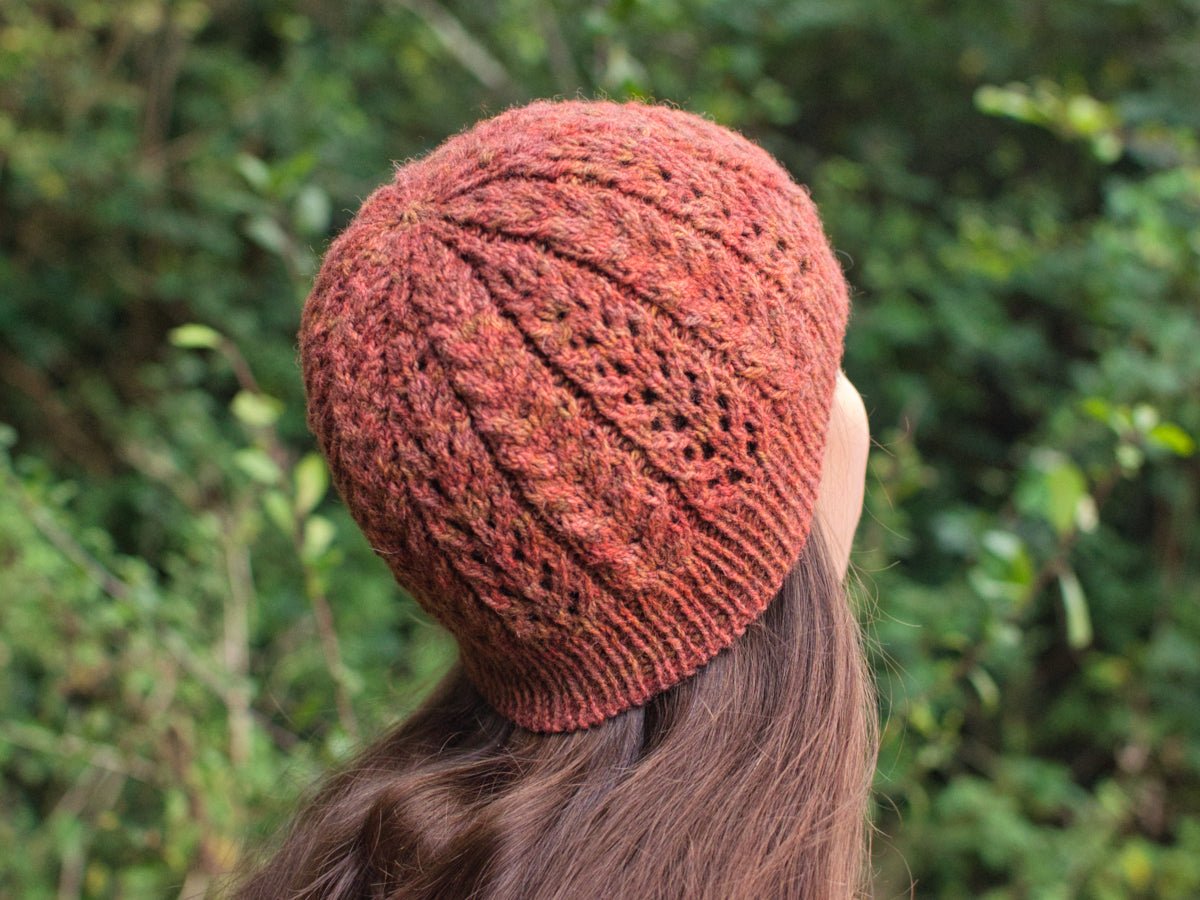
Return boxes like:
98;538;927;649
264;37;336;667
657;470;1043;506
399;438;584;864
300;100;850;732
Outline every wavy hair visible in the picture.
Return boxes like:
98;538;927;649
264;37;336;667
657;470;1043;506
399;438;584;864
235;522;875;899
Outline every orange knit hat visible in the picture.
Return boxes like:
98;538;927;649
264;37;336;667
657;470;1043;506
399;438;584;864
300;100;849;732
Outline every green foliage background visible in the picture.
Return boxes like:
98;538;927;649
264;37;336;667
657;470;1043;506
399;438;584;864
2;0;1198;896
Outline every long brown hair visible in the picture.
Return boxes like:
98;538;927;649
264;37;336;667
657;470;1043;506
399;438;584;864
235;522;875;899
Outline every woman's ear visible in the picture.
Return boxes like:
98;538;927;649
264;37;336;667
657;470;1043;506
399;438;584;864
815;372;870;579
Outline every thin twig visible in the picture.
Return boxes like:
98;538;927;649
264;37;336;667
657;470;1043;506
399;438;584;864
1017;468;1120;612
54;768;125;900
6;466;131;600
952;465;1122;685
304;567;360;741
0;720;159;783
536;0;583;91
393;0;518;97
221;514;255;767
216;338;262;395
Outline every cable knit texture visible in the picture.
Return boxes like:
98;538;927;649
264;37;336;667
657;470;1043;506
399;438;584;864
300;100;850;731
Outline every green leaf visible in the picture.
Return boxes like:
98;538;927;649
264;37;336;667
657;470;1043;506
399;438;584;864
1058;568;1093;650
293;452;329;519
234;153;271;191
231;391;283;428
1065;94;1111;137
301;515;336;562
293;184;332;236
1081;397;1111;423
1045;461;1088;537
1118;839;1155;891
1015;453;1089;536
244;215;291;255
263;489;294;534
1131;403;1160;434
168;324;222;350
1147;422;1196;457
981;529;1024;563
968;666;1000;711
233;448;282;485
975;84;1039;125
971;529;1035;608
1116;443;1145;473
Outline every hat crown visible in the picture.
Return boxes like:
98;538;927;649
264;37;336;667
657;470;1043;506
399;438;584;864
300;100;849;731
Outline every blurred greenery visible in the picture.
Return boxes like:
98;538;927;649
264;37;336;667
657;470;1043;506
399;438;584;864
1;0;1198;896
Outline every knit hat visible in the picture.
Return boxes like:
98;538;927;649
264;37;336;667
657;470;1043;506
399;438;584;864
300;100;850;732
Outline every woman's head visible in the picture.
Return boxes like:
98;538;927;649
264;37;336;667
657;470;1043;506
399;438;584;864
300;99;857;733
240;99;877;899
